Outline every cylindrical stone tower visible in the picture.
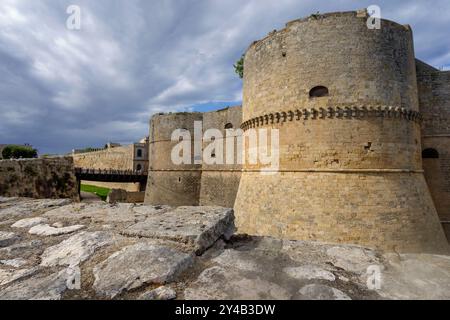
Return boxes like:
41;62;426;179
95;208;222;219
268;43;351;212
234;11;449;253
145;112;203;206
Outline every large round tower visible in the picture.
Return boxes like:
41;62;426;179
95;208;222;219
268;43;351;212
145;112;203;206
234;11;449;253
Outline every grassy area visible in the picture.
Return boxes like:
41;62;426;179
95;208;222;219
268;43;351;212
80;184;111;201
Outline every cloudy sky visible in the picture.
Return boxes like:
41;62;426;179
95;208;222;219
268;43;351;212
1;0;449;154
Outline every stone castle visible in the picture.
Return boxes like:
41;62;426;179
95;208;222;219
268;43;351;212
144;10;450;254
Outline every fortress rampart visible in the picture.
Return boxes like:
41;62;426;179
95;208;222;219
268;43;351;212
233;11;448;253
144;107;242;207
0;157;78;200
417;60;450;238
145;112;204;206
143;10;449;253
72;145;135;170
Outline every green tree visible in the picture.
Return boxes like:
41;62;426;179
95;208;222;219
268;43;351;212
234;55;244;79
2;145;38;159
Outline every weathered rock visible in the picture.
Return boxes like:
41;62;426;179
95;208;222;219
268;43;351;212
52;222;64;228
297;284;352;300
0;269;71;300
212;249;261;272
0;240;42;258
326;246;381;274
139;286;177;300
40;231;116;267
132;204;172;215
33;199;72;210
93;243;193;298
28;224;85;236
0;267;39;286
44;202;170;225
0;197;18;204
12;217;48;229
0;231;19;247
0;199;72;222
123;206;234;254
376;253;450;300
284;265;336;281
1;258;28;268
184;266;292;300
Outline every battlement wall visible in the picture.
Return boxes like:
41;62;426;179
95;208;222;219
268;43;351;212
145;107;243;207
0;157;78;200
417;60;450;239
72;145;135;171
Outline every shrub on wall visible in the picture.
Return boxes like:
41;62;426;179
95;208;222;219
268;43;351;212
234;55;244;79
2;145;38;159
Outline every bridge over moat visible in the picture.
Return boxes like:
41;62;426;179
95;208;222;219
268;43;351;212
74;168;148;193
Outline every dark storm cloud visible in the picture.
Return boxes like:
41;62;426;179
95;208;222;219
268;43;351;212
1;0;449;154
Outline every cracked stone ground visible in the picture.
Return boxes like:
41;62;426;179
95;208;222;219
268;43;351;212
0;196;449;300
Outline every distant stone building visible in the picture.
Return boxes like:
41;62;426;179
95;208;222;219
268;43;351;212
72;139;149;192
144;10;450;254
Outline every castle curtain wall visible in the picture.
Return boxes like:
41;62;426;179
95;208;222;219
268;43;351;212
417;60;450;240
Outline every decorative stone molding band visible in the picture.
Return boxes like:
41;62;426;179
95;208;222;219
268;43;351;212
150;169;424;173
240;105;423;131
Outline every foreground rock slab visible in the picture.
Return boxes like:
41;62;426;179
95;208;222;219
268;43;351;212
185;266;292;300
0;267;39;287
43;202;171;225
0;258;28;268
29;224;85;236
0;269;71;300
123;206;234;254
93;243;193;298
12;217;48;229
0;231;19;247
298;284;352;300
40;231;117;267
378;253;450;300
1;198;450;300
0;199;72;222
139;286;177;300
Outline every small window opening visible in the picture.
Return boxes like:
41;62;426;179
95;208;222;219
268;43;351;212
422;148;439;159
309;86;329;98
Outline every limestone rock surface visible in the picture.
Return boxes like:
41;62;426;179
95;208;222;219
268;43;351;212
93;242;193;298
40;231;117;267
12;217;48;229
0;269;71;300
29;224;85;236
123;206;234;254
139;286;177;300
0;231;19;247
297;284;352;300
